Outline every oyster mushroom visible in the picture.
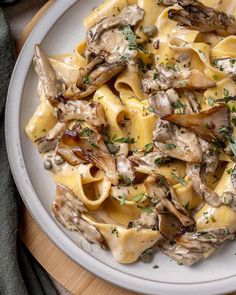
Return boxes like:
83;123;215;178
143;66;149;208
160;228;234;266
142;66;216;93
116;154;135;185
158;0;177;4
213;58;236;79
164;105;232;143
64;61;126;100
153;119;202;163
57;101;107;129
56;127;118;185
76;55;105;89
34;45;66;106
186;163;222;207
168;0;236;37
52;185;103;245
129;150;170;174
144;174;195;228
149;91;173;118
37;138;58;154
128;211;158;230
86;5;144;63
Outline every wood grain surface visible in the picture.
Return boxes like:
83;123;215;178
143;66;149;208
17;1;137;294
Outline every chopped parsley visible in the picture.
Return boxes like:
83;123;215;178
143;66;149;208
223;88;229;97
230;137;236;156
144;142;154;154
120;25;138;50
114;137;135;144
133;193;146;202
165;143;177;150
171;171;187;187
207;96;215;106
218;125;232;139
137;205;153;214
172;100;186;114
117;195;126;206
82;76;90;84
154;157;165;165
147;106;155;113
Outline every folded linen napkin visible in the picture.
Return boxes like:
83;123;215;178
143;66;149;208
0;7;57;295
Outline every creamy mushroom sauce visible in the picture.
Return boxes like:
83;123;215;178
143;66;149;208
25;1;236;266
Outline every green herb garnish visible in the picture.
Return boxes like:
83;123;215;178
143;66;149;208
120;25;138;50
165;143;177;150
133;193;146;202
144;142;154;154
114;137;135;144
171;172;187;187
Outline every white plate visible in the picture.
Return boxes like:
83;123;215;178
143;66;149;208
5;1;236;294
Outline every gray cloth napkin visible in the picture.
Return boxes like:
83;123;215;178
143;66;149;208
0;7;57;295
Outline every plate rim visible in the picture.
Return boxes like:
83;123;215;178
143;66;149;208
5;1;236;294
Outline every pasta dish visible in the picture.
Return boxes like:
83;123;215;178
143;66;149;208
26;0;236;266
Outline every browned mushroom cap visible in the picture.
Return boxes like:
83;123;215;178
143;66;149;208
52;185;103;245
64;61;126;100
186;163;222;207
144;174;195;228
153;120;202;163
76;55;105;89
164;105;232;143
56;127;118;185
156;203;185;240
160;228;234;266
142;66;216;94
168;0;236;36
34;45;66;107
57;101;107;129
86;5;144;59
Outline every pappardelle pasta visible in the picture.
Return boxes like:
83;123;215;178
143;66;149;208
26;0;236;266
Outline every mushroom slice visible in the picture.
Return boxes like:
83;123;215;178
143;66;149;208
34;45;66;106
186;163;222;207
86;5;144;61
142;66;216;93
116;154;135;185
128;211;158;230
213;58;236;79
157;208;185;240
168;0;236;37
158;0;177;4
231;166;236;189
76;55;105;89
57;128;118;185
52;185;103;245
46;122;67;140
149;91;173;118
153;120;202;163
64;62;126;100
160;228;234;266
144;174;195;228
198;138;218;175
57;101;106;129
129;151;170;174
164;105;232;143
37;137;58;154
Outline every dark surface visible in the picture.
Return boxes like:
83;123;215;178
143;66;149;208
0;7;57;295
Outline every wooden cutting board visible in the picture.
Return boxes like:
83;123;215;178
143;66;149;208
18;2;137;294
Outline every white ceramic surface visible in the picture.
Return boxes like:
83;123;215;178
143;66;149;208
5;1;236;294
